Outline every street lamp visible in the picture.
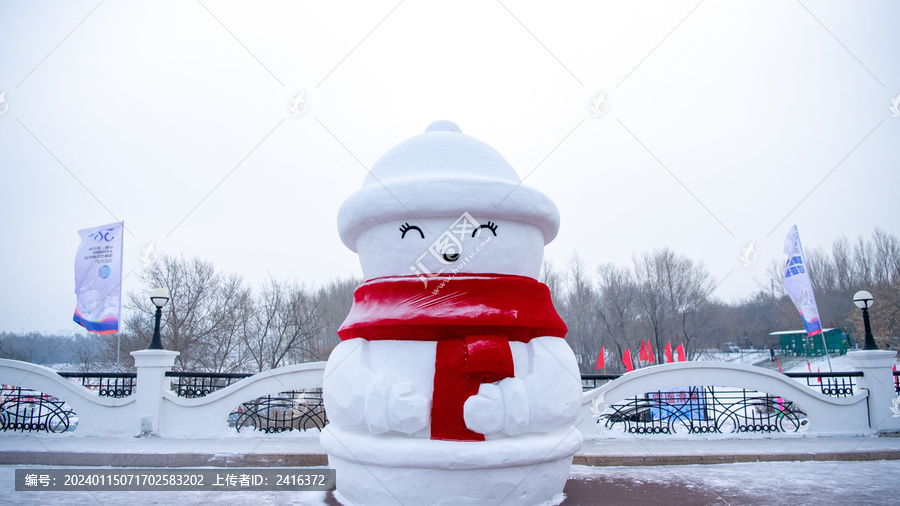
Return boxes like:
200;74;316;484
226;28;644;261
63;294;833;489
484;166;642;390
148;288;170;350
852;290;878;350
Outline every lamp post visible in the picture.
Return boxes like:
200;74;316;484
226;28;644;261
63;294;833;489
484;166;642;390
852;290;878;350
148;288;170;350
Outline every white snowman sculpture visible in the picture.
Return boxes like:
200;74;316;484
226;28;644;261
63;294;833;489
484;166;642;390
323;120;583;505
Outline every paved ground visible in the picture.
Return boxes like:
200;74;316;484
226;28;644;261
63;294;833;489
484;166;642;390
2;432;899;467
561;461;900;505
3;433;900;504
4;461;900;505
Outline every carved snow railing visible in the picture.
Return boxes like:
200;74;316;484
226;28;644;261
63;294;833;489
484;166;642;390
0;359;136;435
577;362;872;436
159;362;326;436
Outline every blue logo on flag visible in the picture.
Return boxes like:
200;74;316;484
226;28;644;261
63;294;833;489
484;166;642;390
98;265;111;279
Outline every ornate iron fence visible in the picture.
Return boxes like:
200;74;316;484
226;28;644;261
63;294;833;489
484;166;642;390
784;371;862;398
165;372;252;398
58;372;136;398
598;386;807;435
0;386;77;433
230;389;327;433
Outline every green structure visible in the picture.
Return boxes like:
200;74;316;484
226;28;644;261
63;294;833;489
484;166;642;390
771;328;850;357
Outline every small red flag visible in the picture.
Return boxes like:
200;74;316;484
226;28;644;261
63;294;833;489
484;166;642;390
623;348;634;372
596;346;605;370
638;341;649;361
893;364;896;371
665;341;673;364
776;358;782;373
817;367;821;383
647;341;655;363
675;343;686;362
807;361;812;373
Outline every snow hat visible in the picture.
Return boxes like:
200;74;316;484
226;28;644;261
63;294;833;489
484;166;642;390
337;121;560;252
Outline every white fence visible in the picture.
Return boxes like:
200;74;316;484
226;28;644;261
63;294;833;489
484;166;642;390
1;350;326;436
577;350;899;436
0;358;136;434
1;349;897;437
161;362;326;437
577;362;870;435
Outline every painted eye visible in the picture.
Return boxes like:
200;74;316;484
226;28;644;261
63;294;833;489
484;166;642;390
472;221;498;237
399;223;424;239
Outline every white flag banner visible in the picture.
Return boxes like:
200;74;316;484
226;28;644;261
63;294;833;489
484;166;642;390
73;221;124;334
782;225;823;337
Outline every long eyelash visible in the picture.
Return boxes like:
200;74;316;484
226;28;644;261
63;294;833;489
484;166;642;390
472;221;498;237
399;222;424;239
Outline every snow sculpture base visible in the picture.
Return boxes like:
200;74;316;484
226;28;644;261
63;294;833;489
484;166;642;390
322;426;581;505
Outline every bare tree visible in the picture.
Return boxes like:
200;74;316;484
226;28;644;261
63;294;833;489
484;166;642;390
832;236;853;292
243;278;326;372
632;249;717;361
633;250;673;363
560;255;601;372
311;277;359;361
99;331;145;372
540;259;565;313
126;255;251;372
595;263;637;372
871;228;900;286
853;235;876;287
664;254;717;358
71;335;102;372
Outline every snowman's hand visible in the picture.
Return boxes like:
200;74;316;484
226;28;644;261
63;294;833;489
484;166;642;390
364;378;430;435
463;377;530;436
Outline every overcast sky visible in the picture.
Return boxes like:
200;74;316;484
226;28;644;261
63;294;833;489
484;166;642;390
1;0;898;335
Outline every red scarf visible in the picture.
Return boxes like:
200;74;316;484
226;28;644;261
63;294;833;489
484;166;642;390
338;274;567;441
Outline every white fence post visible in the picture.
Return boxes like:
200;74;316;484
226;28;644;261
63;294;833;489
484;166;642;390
130;350;179;435
848;349;899;433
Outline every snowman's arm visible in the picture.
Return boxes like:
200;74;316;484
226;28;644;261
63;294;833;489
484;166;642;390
323;338;431;435
465;336;581;436
323;338;372;429
517;336;583;432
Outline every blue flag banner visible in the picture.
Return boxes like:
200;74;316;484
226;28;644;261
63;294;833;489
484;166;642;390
782;225;822;337
73;222;124;334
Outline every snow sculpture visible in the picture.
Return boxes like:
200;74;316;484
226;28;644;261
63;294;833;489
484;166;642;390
322;120;583;505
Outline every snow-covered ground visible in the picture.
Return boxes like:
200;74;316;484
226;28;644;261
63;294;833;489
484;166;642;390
4;461;899;505
694;350;771;365
786;353;856;373
698;350;899;374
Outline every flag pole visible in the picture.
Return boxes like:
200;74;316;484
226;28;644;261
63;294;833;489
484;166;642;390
116;220;124;372
818;330;833;372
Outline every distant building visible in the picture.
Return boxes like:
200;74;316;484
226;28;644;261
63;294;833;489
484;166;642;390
769;328;850;357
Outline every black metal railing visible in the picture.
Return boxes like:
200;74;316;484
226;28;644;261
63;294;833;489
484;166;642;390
57;372;136;398
229;389;327;433
894;370;899;394
165;371;252;398
581;374;622;391
598;386;807;435
0;386;77;433
784;371;863;398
